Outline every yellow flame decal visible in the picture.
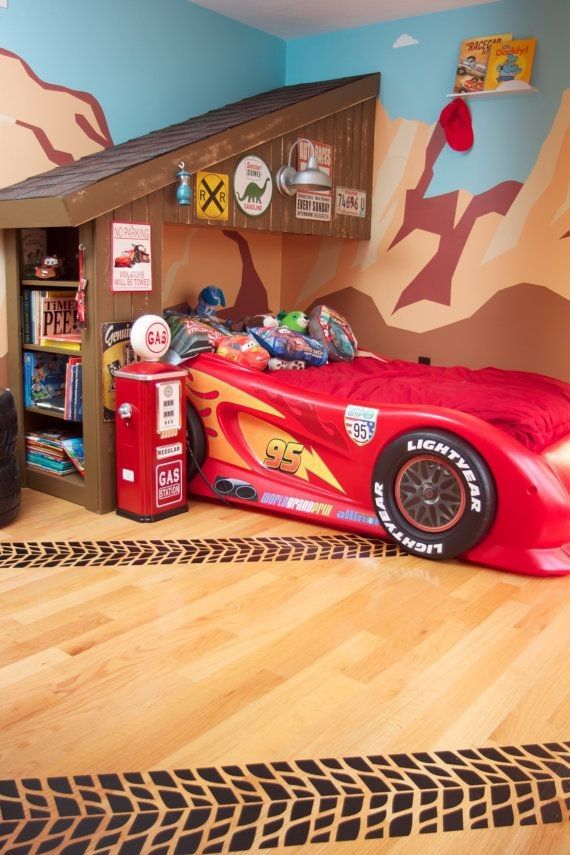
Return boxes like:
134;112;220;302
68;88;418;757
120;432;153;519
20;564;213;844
186;368;284;470
238;413;345;494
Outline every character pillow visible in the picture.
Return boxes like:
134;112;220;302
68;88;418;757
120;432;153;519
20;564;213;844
216;335;269;371
308;304;357;362
249;326;328;367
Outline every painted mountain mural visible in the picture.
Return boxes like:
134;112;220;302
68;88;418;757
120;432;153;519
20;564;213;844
282;91;570;380
0;49;112;189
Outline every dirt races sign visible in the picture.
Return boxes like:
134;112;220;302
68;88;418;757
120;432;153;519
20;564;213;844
296;140;333;222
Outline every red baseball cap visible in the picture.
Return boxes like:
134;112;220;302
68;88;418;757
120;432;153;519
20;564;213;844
439;97;474;151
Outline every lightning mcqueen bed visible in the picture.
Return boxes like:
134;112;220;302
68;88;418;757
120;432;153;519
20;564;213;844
183;353;570;577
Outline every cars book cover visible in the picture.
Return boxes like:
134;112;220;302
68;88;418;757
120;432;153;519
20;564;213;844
453;33;512;94
484;38;537;91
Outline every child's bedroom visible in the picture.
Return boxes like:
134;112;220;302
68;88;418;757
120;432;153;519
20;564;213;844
0;0;568;851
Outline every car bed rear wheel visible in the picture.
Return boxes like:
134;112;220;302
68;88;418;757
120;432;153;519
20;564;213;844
186;402;207;481
371;429;496;561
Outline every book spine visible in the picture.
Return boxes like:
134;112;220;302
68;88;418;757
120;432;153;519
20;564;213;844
21;291;32;343
23;352;33;408
64;358;72;420
72;362;83;422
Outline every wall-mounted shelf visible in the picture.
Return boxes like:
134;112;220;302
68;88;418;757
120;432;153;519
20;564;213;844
23;343;82;356
447;87;539;99
21;279;80;288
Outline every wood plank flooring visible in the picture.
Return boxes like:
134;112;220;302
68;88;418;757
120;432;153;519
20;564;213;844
0;488;568;853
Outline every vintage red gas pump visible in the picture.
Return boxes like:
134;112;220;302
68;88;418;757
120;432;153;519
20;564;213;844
114;315;188;522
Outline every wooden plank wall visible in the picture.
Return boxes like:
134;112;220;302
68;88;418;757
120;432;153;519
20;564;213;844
89;191;164;513
162;99;376;240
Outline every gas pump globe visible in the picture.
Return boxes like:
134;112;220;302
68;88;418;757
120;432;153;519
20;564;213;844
114;314;188;522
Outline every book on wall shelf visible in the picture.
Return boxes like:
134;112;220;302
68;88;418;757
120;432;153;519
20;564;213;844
484;38;537;91
452;33;512;94
23;351;83;420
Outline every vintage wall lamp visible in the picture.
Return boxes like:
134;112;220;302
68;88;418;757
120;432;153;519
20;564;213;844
276;138;332;196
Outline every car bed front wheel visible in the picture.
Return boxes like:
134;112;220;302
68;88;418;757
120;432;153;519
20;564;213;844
371;429;496;561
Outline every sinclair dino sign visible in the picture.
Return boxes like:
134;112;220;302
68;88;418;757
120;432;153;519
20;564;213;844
233;154;273;217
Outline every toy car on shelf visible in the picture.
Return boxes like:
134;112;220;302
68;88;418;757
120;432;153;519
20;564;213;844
182;353;570;577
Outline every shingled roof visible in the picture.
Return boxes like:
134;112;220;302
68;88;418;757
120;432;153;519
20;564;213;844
0;73;379;227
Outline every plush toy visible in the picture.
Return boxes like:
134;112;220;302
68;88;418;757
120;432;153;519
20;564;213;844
267;357;306;371
216;334;269;371
228;313;278;333
276;311;309;333
196;286;226;318
35;255;64;280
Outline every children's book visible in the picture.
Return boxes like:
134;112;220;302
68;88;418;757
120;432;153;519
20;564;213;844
40;292;81;346
61;437;85;477
24;352;68;411
453;33;512;94
21;229;47;277
484;38;536;91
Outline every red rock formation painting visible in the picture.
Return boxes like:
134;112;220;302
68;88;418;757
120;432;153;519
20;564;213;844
0;48;112;189
282;89;570;381
390;124;522;311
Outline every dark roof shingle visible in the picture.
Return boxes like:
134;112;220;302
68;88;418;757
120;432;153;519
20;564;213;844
0;76;369;201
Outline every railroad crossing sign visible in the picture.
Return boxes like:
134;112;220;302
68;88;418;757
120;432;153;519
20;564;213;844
196;172;229;221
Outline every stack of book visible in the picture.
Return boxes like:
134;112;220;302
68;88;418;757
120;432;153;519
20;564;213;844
21;289;81;352
23;352;83;420
452;34;536;94
25;429;80;477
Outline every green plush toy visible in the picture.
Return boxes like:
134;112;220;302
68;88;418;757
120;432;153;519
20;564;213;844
277;310;309;333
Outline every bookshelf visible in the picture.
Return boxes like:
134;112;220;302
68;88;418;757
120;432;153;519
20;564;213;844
7;227;86;507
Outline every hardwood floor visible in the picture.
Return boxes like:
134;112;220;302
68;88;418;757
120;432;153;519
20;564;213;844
0;487;568;852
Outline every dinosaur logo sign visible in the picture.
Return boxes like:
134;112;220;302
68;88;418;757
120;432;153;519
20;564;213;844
233;154;273;217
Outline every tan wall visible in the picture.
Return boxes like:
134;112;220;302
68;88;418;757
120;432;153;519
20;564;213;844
163;225;283;318
281;95;570;381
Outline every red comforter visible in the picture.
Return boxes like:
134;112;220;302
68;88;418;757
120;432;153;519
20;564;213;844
270;357;570;453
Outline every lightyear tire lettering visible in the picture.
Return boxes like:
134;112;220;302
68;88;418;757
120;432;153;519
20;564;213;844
371;429;496;560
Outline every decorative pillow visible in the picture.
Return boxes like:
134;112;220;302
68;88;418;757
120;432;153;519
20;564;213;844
216;334;269;371
249;326;328;367
267;357;306;371
308;304;357;362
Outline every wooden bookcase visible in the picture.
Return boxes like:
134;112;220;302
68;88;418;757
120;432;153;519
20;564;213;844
5;223;117;512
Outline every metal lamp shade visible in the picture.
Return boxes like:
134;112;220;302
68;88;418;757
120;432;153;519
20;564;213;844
276;147;332;196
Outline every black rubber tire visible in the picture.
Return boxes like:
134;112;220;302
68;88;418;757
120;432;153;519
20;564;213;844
371;429;496;561
186;401;207;481
0;390;18;461
0;455;21;528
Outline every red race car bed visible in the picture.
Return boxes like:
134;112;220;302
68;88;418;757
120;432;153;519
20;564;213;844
183;353;570;577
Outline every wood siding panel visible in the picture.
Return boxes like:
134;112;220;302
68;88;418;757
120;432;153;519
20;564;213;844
135;101;377;241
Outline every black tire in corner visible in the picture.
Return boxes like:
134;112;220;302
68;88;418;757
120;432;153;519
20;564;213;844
186;401;207;481
0;455;21;528
371;429;496;561
0;389;18;461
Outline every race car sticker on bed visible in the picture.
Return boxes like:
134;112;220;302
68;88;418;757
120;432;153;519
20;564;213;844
308;304;357;362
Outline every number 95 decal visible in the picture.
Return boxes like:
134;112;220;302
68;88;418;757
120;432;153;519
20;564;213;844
344;404;379;446
264;439;304;474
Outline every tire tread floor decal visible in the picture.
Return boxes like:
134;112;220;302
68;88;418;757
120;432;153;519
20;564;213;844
0;534;401;569
0;743;568;851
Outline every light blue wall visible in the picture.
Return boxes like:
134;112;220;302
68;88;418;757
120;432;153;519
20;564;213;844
286;0;570;197
0;0;285;144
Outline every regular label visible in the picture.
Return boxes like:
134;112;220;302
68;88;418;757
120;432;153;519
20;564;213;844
156;443;183;460
344;404;378;446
